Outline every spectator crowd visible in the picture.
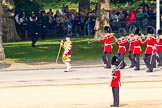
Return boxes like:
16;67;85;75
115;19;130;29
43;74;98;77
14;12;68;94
15;4;96;41
14;1;157;41
109;1;157;31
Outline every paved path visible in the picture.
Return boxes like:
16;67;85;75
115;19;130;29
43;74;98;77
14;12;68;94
0;59;162;108
0;64;161;87
0;59;104;71
0;79;162;108
0;58;148;71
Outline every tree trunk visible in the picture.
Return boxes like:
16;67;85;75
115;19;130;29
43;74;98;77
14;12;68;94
2;0;19;42
79;0;90;13
94;0;110;38
0;0;5;60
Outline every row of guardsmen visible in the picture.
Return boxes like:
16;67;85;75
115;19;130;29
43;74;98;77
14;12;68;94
100;26;162;72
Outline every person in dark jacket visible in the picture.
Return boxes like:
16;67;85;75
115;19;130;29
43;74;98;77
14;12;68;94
29;12;39;47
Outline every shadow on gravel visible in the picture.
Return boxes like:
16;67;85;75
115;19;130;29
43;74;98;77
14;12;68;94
0;63;11;70
24;59;103;66
119;104;129;107
25;62;53;65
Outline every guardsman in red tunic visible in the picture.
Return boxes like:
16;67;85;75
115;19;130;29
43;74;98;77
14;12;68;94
115;28;127;69
131;28;142;71
127;31;135;68
156;29;162;69
143;27;156;72
61;35;72;72
110;56;121;107
100;26;113;69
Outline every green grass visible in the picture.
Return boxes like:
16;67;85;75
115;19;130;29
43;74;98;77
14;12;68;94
3;36;100;62
3;36;146;62
43;2;78;13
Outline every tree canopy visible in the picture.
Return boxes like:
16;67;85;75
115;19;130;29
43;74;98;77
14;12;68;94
14;0;42;14
14;0;156;13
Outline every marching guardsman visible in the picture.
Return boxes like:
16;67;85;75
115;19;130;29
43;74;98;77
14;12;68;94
156;29;162;69
110;56;121;107
115;28;127;69
143;27;156;72
100;26;114;69
61;34;72;72
127;29;135;68
131;28;142;71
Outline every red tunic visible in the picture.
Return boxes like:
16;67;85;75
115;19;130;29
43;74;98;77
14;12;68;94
116;38;127;54
100;35;113;52
111;70;121;87
128;40;134;52
132;39;142;54
156;39;162;52
62;41;72;61
143;37;156;54
66;50;72;56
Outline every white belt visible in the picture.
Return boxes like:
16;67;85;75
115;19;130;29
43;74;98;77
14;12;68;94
104;44;112;46
147;45;153;47
134;46;140;48
119;46;125;48
156;44;162;47
147;45;156;49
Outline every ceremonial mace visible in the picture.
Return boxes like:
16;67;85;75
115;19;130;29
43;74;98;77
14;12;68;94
55;40;63;64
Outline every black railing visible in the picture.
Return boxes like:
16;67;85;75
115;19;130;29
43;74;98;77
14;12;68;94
110;20;156;33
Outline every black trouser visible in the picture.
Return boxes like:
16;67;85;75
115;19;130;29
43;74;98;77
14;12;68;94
118;53;126;68
132;54;140;69
31;32;39;46
112;87;119;107
143;54;155;71
40;26;46;40
102;52;111;68
20;25;27;41
128;51;134;66
157;53;160;64
157;52;162;66
153;55;156;68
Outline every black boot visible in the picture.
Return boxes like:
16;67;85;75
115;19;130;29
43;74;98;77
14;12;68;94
134;68;140;71
31;43;36;47
129;65;134;68
146;69;153;72
158;63;161;67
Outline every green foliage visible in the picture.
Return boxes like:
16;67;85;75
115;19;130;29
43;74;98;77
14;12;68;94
90;0;97;3
14;0;156;14
14;0;42;14
34;0;78;4
43;2;78;13
111;0;156;10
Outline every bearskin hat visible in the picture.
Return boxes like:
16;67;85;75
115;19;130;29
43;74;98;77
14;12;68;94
147;26;155;34
134;28;141;36
157;29;162;35
129;25;136;34
111;56;120;66
119;28;127;36
66;34;71;38
104;26;111;33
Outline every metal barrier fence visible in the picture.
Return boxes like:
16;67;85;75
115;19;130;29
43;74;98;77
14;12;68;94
110;20;157;33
